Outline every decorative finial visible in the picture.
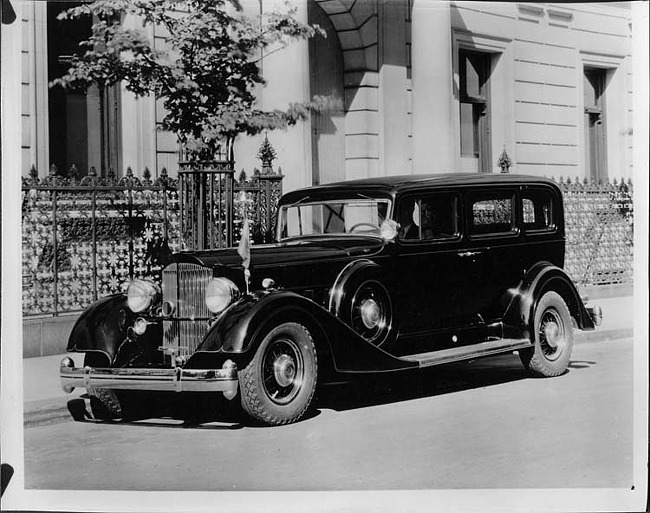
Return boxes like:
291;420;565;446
257;135;277;175
497;146;512;174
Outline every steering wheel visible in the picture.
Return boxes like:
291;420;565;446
349;222;380;234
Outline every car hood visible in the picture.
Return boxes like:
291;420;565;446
172;237;385;270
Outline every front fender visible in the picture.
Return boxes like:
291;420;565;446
328;258;381;315
67;294;134;364
502;262;595;339
190;290;416;374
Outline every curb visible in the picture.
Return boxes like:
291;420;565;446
573;328;633;343
24;396;92;429
24;399;75;428
24;329;633;428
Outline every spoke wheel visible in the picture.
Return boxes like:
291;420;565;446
262;338;304;405
240;322;317;425
538;309;567;361
349;280;392;347
520;291;573;377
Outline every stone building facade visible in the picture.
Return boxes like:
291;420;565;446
5;1;634;195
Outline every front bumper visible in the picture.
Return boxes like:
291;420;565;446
59;357;239;400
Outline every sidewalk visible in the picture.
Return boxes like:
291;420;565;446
21;294;636;427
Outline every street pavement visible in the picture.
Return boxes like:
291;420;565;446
21;332;637;492
22;293;636;427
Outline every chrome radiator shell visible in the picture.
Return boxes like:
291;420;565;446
162;263;213;360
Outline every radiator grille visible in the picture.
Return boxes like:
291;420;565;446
162;263;213;360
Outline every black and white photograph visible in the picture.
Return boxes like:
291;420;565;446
1;0;648;511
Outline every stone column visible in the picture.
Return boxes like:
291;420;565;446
32;2;49;173
379;0;409;176
120;16;157;176
411;0;454;174
235;0;312;194
2;3;23;176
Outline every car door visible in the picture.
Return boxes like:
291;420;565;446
392;191;466;352
463;187;524;324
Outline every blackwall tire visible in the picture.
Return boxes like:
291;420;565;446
520;291;574;377
239;322;317;426
87;386;123;420
83;354;123;420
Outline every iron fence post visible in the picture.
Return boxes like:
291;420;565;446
178;161;234;250
51;187;59;316
258;173;283;242
128;185;134;280
91;188;98;302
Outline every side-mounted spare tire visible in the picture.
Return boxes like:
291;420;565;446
332;266;395;348
239;322;318;426
520;291;574;377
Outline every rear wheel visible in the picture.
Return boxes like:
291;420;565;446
520;291;573;377
239;322;317;426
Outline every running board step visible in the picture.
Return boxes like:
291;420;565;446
400;339;532;369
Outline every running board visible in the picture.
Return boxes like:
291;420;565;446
400;339;532;369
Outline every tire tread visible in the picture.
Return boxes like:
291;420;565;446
239;323;317;426
520;291;573;378
87;386;123;420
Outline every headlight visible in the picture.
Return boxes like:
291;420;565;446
205;277;240;314
127;279;160;313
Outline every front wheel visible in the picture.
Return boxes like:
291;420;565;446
239;322;318;426
84;353;123;420
520;291;574;377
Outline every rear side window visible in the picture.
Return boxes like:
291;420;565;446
522;188;556;232
470;192;516;236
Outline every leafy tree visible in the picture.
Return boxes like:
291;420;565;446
52;0;334;161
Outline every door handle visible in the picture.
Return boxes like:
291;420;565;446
458;251;481;257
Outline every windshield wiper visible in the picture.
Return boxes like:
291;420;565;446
285;195;311;209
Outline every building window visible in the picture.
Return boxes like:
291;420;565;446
583;67;607;182
459;49;491;173
47;2;122;177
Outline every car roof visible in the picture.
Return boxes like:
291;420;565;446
280;173;560;203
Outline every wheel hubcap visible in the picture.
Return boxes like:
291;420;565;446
351;281;392;346
539;310;565;361
360;298;381;329
273;354;297;387
263;338;304;405
544;322;560;348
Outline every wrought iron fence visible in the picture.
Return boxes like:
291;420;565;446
21;168;632;318
22;164;283;317
558;177;634;288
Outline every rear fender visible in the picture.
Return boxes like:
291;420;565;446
66;294;134;365
502;262;595;338
189;290;416;374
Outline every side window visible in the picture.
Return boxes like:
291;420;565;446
396;197;421;240
420;194;459;240
470;192;516;236
397;194;459;242
522;188;556;232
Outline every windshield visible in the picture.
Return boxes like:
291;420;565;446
278;198;391;240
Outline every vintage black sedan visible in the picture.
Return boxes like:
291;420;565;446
60;174;602;425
